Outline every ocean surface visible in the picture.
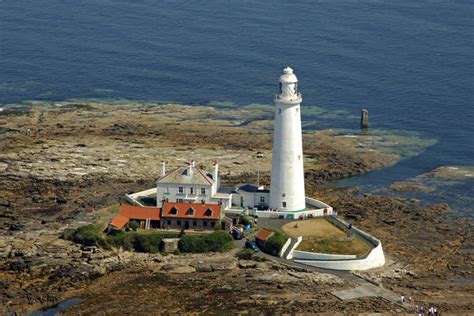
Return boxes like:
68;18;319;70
1;0;473;216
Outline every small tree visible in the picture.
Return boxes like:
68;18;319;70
128;220;139;231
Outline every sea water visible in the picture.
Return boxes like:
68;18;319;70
1;0;473;216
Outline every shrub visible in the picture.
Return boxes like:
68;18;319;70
236;248;255;260
107;231;135;251
71;224;104;246
179;231;233;253
178;234;208;253
263;232;288;256
133;233;162;254
128;220;139;231
204;231;233;252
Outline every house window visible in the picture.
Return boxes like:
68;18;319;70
211;222;215;228
282;202;286;208
170;207;178;215
186;208;194;216
177;220;181;226
204;209;212;217
167;220;171;225
193;221;197;226
178;187;184;193
177;198;183;203
203;221;208;227
260;196;265;203
190;187;194;194
200;188;206;195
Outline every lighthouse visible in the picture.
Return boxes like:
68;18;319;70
269;66;306;212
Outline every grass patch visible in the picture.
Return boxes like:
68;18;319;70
297;237;371;257
282;218;371;256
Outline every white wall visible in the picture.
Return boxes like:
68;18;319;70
293;241;385;271
292;250;356;260
157;183;212;206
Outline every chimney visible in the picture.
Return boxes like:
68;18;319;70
160;161;166;177
188;160;195;176
213;163;219;185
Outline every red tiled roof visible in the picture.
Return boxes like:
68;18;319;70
110;205;161;229
255;228;274;242
162;202;221;220
110;214;129;229
118;204;161;220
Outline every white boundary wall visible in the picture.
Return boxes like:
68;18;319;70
125;188;158;206
239;197;334;219
285;236;303;260
279;238;292;258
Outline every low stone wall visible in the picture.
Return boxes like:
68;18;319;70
291;217;385;271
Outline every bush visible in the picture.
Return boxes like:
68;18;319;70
70;224;104;246
107;231;135;251
236;248;255;260
133;233;162;253
179;231;233;253
263;231;288;256
178;234;208;253
128;220;139;231
204;231;233;252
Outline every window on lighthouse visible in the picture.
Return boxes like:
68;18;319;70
282;202;287;208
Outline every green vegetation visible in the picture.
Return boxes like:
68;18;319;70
235;249;266;262
128;220;139;231
297;237;371;256
262;231;288;256
178;231;233;253
63;224;105;247
64;224;179;253
133;233;162;253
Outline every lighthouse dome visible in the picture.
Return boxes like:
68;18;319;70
279;66;298;84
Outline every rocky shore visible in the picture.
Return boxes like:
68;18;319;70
1;102;472;314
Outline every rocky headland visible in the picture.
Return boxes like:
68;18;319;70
0;102;472;314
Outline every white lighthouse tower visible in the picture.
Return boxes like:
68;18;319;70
269;66;306;212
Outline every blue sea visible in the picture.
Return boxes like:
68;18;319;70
1;0;473;216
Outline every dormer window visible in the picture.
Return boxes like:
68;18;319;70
204;209;212;217
186;208;194;216
170;207;178;215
